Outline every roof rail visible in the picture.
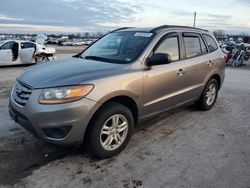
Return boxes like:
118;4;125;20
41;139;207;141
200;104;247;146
110;27;135;33
150;25;208;32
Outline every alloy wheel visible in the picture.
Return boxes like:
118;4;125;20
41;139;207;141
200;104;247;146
100;114;128;151
206;83;216;106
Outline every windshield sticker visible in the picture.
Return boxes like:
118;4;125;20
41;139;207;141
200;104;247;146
134;32;153;37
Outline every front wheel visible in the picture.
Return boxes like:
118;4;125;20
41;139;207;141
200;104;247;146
196;79;219;111
86;102;134;159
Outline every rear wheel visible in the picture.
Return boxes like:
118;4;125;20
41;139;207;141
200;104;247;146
197;79;219;111
35;55;50;63
86;102;134;158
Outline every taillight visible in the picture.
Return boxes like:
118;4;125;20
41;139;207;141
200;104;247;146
224;54;228;62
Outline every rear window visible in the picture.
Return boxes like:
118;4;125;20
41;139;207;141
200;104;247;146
183;36;202;58
21;42;36;49
203;34;218;52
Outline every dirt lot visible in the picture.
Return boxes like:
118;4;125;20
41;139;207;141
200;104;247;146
0;54;249;187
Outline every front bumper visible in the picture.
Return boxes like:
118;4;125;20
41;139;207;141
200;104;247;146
9;88;97;145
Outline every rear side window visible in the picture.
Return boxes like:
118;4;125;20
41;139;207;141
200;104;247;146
183;36;202;58
203;34;218;52
200;38;208;54
154;36;180;61
21;42;36;49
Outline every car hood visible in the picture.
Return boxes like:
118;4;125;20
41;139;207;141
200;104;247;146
17;57;130;89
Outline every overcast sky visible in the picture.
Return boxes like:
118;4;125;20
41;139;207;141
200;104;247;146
0;0;249;34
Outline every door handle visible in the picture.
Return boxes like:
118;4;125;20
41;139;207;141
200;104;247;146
177;68;185;76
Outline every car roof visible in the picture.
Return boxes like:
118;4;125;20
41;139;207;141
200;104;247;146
114;27;155;32
0;40;34;43
114;25;209;34
0;40;11;43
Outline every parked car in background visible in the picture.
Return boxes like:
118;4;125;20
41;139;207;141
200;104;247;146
84;40;94;45
9;25;225;158
61;41;75;46
45;40;58;45
74;41;86;46
61;41;86;46
0;40;56;66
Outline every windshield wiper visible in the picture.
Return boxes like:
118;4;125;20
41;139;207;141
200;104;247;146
73;54;84;59
84;56;111;62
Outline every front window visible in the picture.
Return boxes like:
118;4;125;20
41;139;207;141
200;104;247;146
80;31;154;64
0;41;5;46
154;36;180;61
0;41;14;50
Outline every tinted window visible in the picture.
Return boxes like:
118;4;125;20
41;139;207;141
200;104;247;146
184;36;202;58
0;41;5;46
155;36;180;61
203;34;218;52
21;42;36;49
0;41;14;50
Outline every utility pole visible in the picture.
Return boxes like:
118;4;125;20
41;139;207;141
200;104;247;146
193;11;197;27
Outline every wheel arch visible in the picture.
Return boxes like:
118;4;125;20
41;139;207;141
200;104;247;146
83;95;139;143
209;74;221;89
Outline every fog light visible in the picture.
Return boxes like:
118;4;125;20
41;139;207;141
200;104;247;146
43;126;72;139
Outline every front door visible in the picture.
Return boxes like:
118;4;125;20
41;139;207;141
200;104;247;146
143;33;187;116
0;41;14;65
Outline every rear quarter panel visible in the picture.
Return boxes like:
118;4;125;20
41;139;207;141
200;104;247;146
204;49;225;89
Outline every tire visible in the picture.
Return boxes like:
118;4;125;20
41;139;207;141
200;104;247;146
85;102;134;159
197;79;219;111
232;61;239;68
35;56;49;63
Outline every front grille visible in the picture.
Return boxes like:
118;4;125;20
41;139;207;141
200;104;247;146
12;82;32;107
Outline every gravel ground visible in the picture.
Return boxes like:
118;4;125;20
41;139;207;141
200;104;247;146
50;45;85;54
0;59;249;187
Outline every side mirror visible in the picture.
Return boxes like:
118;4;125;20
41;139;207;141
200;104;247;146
146;53;171;66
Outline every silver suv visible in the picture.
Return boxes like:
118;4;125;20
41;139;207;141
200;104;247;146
9;25;225;158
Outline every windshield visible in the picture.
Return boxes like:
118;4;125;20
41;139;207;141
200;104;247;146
80;31;154;64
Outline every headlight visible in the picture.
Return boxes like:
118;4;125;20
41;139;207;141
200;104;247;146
39;85;94;104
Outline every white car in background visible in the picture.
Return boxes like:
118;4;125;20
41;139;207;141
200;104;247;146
61;41;75;46
84;40;94;45
61;41;85;46
0;40;56;66
74;41;86;46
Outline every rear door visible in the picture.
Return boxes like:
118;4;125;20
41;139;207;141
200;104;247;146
19;42;36;64
0;41;14;65
179;32;212;99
